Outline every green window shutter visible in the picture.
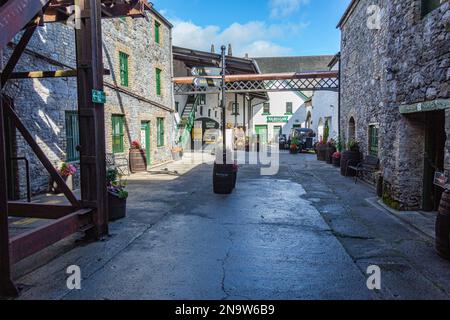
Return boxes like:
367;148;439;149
175;101;179;113
65;111;80;161
232;102;240;115
157;117;165;147
369;125;379;156
286;102;293;114
263;103;270;115
112;115;124;153
119;52;129;87
155;21;161;44
156;68;162;96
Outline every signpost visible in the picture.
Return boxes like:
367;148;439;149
191;67;222;77
434;171;449;189
193;77;222;88
92;89;106;104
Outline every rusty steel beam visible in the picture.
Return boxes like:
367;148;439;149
0;95;18;297
8;202;77;219
43;0;149;23
75;0;108;238
9;209;92;264
0;0;51;51
173;71;340;84
3;102;80;207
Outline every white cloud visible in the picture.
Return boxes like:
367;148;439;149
269;0;310;18
171;19;308;58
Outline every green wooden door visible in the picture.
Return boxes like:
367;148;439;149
255;125;268;144
140;122;151;166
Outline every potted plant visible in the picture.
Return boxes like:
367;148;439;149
332;151;341;167
340;139;361;176
129;140;147;173
326;139;337;164
316;140;327;161
290;137;300;154
51;162;77;194
107;168;128;221
171;146;183;160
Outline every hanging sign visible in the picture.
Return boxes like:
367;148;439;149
92;90;106;104
191;67;222;77
267;116;289;123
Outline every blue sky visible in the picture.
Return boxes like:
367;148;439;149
152;0;351;57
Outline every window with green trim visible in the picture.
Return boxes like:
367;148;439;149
263;103;270;115
112;115;125;153
369;125;379;156
421;0;442;17
119;51;129;87
155;68;162;96
231;102;240;115
157;117;165;147
65;111;80;161
155;20;161;44
286;102;293;114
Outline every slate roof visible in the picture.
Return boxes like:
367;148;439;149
253;55;335;74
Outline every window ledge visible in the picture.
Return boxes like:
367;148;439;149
262;113;271;116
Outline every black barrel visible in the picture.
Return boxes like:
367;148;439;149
436;191;450;260
340;151;361;176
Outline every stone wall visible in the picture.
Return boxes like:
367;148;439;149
340;0;450;210
2;10;174;198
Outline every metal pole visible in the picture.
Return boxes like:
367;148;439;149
0;48;18;297
221;45;226;159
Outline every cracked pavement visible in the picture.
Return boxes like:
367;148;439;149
14;152;450;300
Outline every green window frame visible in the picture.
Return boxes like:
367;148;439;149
155;68;162;96
112;115;125;153
155;20;161;44
65;111;80;162
286;102;293;115
231;102;240;115
369;125;379;156
157;117;165;147
421;0;442;17
263;103;270;115
175;101;179;113
119;51;129;87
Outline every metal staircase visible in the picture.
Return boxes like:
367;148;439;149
178;95;200;146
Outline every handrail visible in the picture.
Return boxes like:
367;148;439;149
179;95;201;146
10;157;31;203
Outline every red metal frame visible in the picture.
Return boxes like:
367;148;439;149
0;0;150;297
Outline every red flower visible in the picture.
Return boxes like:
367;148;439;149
131;140;142;150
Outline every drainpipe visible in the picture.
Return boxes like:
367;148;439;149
338;52;342;140
169;27;176;148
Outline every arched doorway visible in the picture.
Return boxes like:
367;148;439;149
306;111;312;129
317;118;324;141
348;117;356;142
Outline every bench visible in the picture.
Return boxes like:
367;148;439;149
346;155;380;184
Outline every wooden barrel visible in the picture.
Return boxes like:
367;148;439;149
436;191;450;260
340;151;361;176
129;149;147;173
326;146;337;164
317;144;327;161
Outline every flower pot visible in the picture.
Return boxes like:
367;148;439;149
108;191;127;222
129;149;147;173
326;145;337;164
340;150;361;176
51;175;73;194
317;144;327;161
436;191;450;260
332;157;341;167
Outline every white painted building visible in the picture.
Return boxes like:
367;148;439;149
251;55;339;144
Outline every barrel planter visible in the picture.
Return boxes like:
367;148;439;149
340;151;361;176
332;156;341;167
436;191;450;260
108;191;127;222
129;149;147;173
317;144;327;161
326;145;337;164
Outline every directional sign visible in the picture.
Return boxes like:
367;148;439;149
193;78;222;88
92;89;106;104
191;67;222;77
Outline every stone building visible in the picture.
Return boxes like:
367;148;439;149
338;0;450;210
2;8;174;199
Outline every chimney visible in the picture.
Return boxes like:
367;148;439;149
228;44;233;56
245;53;249;59
211;44;215;54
